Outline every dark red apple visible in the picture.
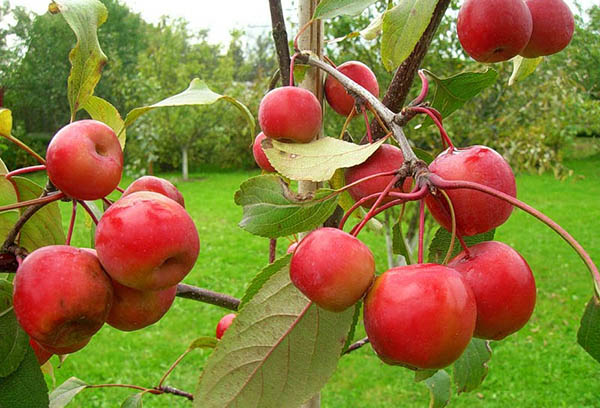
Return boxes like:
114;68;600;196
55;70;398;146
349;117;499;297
258;86;322;143
457;0;533;62
216;313;236;339
122;176;185;207
520;0;574;58
363;263;476;369
252;132;276;172
29;338;52;365
289;227;375;312
95;191;200;291
425;145;516;236
46;120;123;200
448;241;536;340
325;61;379;116
13;245;113;352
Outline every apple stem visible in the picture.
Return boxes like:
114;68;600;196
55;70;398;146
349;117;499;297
115;186;125;193
101;197;112;209
323;55;337;69
418;199;426;264
157;348;192;389
339;107;356;139
0;134;46;165
86;383;161;394
65;200;77;246
333;168;397;196
367;104;390;135
429;173;600;295
408;106;455;150
350;175;401;237
293;19;316;52
457;235;471;257
0;191;64;212
289;52;299;87
438;189;457;264
361;106;373;143
4;165;47;180
409;70;430;106
343;336;370;355
77;200;99;225
269;239;277;263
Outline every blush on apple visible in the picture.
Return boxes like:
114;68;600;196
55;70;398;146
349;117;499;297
122;175;185;207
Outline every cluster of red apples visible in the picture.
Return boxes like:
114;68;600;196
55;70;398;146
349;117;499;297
12;120;200;365
457;0;574;63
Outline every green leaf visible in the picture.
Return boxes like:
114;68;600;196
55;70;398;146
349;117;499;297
188;336;218;351
342;303;361;353
0;177;18;206
0;289;29;378
330;169;359;218
12;177;65;251
263;137;386;182
427;228;495;264
195;264;355;408
123;79;255;138
0;347;49;408
0;280;12;313
360;13;383;40
414;369;438;382
49;377;88;408
239;255;292;309
234;175;339;238
508;56;543;86
392;219;411;261
452;338;491;393
423;370;451;408
50;0;108;118
0;108;12;137
120;393;143;408
426;69;498;123
577;296;600;364
83;95;126;148
381;0;438;71
313;0;378;20
413;147;434;164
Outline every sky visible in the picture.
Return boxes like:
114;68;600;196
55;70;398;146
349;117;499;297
6;0;596;45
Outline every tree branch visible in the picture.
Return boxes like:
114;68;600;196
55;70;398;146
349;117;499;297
343;337;370;355
157;385;194;401
269;0;292;86
176;283;240;311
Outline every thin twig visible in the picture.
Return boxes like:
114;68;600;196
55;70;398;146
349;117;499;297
176;283;240;311
343;337;370;355
158;386;194;401
269;0;292;86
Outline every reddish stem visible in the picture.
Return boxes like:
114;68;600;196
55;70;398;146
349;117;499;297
5;165;46;180
115;186;125;193
334;169;397;196
289;53;299;86
360;186;429;222
0;192;64;212
350;175;401;237
269;239;277;263
293;19;314;51
410;70;429;106
65;200;77;246
323;55;337;68
429;174;600;294
77;201;99;225
362;106;373;144
409;106;455;150
418;199;425;264
1;134;46;165
457;235;471;257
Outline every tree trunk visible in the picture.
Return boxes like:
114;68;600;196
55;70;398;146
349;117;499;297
181;146;189;181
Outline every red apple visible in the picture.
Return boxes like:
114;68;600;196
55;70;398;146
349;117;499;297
324;61;379;116
457;0;533;63
106;281;177;331
13;245;113;351
448;241;536;340
122;176;185;207
520;0;574;58
37;337;91;355
289;227;375;312
364;263;476;369
95;191;200;291
29;338;52;365
425;145;516;236
216;313;236;339
345;144;412;208
252;132;276;172
258;86;322;143
46;120;123;200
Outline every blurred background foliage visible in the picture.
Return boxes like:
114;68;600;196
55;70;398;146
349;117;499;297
0;0;598;178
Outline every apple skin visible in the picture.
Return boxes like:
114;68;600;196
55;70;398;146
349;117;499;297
37;337;91;355
425;145;516;236
252;132;276;172
325;61;379;116
122;176;185;207
46;119;123;200
520;0;574;58
258;86;322;143
216;313;236;339
448;241;536;340
289;227;375;312
106;281;177;331
29;338;52;365
363;263;476;369
13;245;113;351
345;144;412;208
457;0;533;63
95;191;200;291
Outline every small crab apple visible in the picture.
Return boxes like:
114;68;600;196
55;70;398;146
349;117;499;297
345;144;412;208
324;61;379;116
425;145;517;236
29;338;52;365
448;241;536;340
13;245;113;352
289;227;375;312
457;0;533;63
258;86;322;143
95;191;200;291
46;119;123;200
252;132;276;172
216;313;236;339
363;264;476;369
122;175;185;207
37;337;91;355
520;0;574;58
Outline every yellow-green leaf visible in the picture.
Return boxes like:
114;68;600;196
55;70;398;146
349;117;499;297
508;56;543;86
83;96;126;148
0;108;12;137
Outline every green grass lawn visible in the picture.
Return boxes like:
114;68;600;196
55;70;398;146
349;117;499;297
39;155;600;407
